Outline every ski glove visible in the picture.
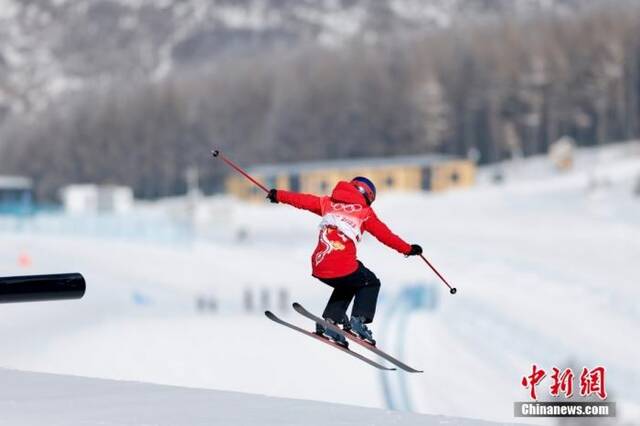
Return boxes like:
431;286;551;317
407;244;423;256
266;189;279;203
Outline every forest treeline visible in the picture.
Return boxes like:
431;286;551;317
1;3;639;200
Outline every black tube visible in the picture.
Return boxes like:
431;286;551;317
0;273;86;304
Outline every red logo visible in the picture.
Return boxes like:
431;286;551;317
521;364;546;400
550;367;574;398
580;366;607;400
521;365;607;401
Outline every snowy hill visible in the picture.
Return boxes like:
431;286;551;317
0;142;639;424
0;0;608;121
0;368;512;426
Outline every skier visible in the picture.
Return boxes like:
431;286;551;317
266;177;422;347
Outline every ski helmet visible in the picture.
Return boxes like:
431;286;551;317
351;176;376;205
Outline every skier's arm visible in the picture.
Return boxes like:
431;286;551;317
271;189;322;215
364;211;412;255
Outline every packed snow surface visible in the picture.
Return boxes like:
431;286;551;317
0;368;515;426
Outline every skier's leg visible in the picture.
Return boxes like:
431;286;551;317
316;274;360;347
351;264;381;323
345;263;380;344
316;286;354;347
322;283;356;324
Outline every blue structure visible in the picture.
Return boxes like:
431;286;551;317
379;283;438;412
0;175;33;216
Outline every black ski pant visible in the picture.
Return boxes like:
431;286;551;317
317;261;381;324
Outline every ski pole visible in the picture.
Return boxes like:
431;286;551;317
419;254;457;295
211;149;269;193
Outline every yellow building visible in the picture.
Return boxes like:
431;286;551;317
226;154;475;201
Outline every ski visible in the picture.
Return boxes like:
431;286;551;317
292;303;423;373
264;311;396;371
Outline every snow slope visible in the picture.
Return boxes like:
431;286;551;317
0;368;511;426
0;142;639;424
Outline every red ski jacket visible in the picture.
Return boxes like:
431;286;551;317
276;181;412;279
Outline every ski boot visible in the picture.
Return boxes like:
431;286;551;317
349;316;376;346
315;318;348;348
